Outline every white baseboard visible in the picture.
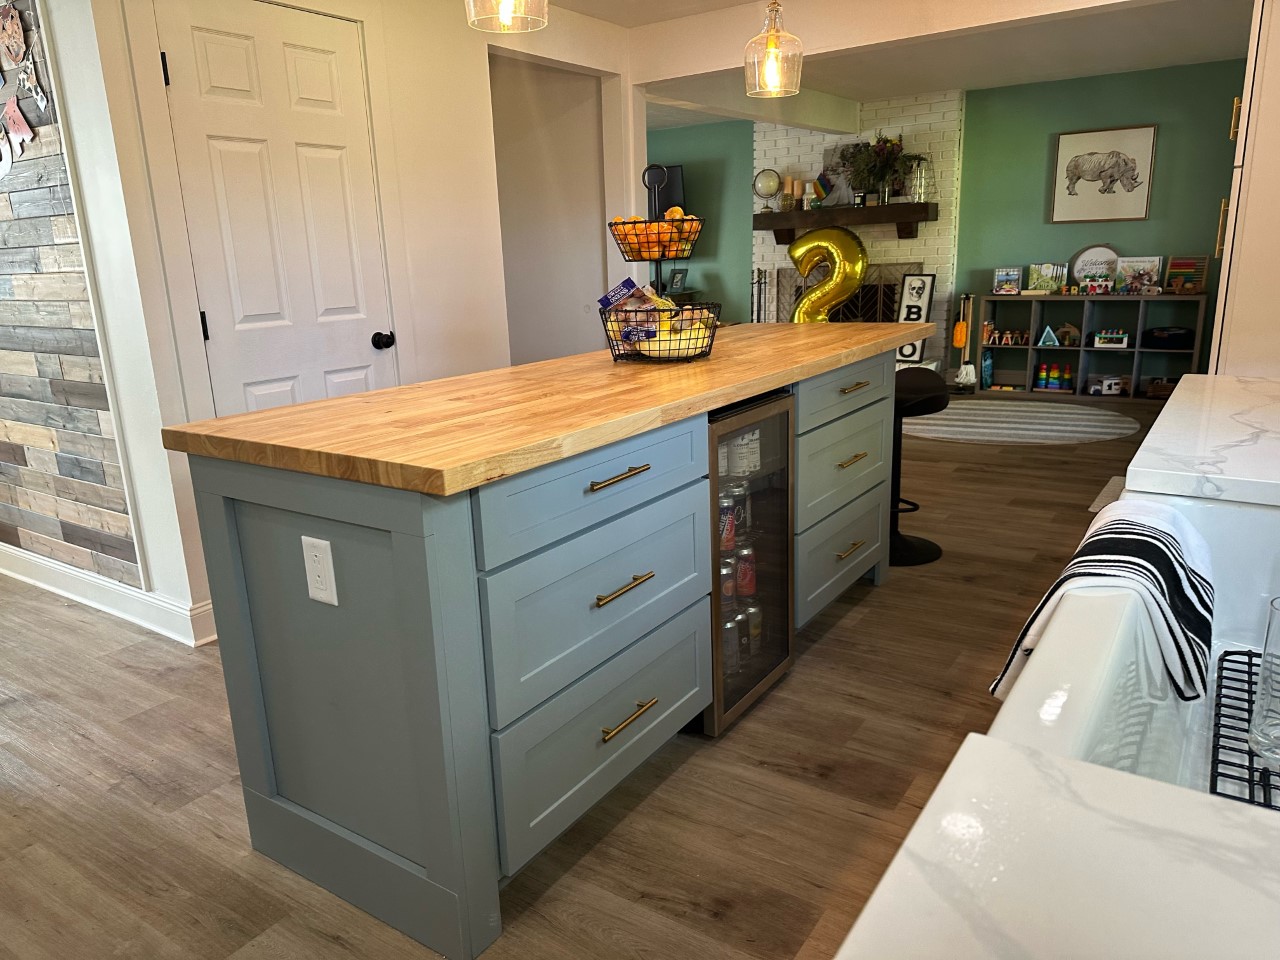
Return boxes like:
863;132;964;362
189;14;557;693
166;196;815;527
0;543;216;647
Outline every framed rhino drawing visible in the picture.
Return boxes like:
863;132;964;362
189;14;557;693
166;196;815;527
1051;125;1156;223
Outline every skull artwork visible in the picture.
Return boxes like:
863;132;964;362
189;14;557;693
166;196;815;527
905;278;927;302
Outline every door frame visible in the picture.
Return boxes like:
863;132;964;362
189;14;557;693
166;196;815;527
121;0;415;423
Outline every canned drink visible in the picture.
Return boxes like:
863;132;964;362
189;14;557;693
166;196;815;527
728;480;751;535
728;429;762;476
721;618;740;674
735;542;757;601
718;493;735;553
743;603;764;657
719;558;737;616
733;611;751;666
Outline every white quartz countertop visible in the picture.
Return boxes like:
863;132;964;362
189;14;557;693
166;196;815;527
1127;375;1280;507
836;734;1280;959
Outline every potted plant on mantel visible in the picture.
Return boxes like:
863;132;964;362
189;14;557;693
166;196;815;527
844;133;927;205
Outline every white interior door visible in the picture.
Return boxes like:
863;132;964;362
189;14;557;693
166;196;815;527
157;0;398;415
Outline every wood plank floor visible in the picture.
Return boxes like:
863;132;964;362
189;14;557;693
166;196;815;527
0;401;1157;959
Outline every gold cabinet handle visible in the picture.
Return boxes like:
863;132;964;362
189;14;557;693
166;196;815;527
835;539;866;561
595;571;655;608
602;697;658;743
1230;95;1243;141
1215;198;1230;258
837;451;869;469
839;380;871;395
589;463;651;492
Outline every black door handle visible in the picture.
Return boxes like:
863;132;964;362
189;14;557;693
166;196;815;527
371;331;396;350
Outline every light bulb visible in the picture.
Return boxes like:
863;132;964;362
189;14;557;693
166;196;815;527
499;0;514;27
763;50;782;91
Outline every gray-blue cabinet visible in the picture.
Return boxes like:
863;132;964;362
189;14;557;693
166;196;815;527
793;354;894;628
184;351;897;960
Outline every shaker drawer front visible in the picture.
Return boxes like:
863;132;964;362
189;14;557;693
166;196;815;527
480;482;711;728
492;598;712;876
795;355;892;434
795;484;886;628
795;399;890;532
473;417;708;569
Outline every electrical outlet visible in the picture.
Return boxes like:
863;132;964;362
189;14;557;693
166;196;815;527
301;536;338;606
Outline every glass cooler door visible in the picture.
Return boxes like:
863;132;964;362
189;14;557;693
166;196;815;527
705;391;795;736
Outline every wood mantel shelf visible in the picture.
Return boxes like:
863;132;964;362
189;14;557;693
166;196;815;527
754;202;939;243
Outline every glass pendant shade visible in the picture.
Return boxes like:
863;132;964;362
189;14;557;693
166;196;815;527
466;0;548;33
744;0;802;98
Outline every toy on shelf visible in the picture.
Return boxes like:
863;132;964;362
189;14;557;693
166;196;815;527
1056;323;1082;347
1088;375;1132;397
1093;329;1130;349
1048;363;1062;389
1063;364;1074;392
1037;325;1060;346
1035;363;1048;389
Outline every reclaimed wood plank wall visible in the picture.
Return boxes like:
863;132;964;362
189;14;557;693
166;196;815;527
0;0;139;588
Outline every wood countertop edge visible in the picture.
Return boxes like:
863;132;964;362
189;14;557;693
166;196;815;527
163;323;933;496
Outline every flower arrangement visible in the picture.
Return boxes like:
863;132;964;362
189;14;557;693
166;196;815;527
839;133;927;194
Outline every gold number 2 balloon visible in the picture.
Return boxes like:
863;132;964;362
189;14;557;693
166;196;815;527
787;227;869;324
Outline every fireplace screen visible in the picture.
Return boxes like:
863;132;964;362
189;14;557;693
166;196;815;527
775;261;923;325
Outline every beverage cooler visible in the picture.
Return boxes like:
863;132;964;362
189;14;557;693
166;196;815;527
704;391;795;736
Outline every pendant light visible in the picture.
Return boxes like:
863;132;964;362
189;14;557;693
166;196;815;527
744;0;802;98
466;0;548;33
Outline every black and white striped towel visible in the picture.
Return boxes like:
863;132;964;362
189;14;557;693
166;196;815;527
991;499;1214;701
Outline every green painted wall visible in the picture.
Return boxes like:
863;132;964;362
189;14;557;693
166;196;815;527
956;60;1245;303
648;121;754;323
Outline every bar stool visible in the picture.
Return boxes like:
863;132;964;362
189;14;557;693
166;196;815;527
891;367;949;566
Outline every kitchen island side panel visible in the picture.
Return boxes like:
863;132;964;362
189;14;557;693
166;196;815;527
189;456;501;960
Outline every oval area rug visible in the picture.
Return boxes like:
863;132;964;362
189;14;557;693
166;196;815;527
901;399;1140;445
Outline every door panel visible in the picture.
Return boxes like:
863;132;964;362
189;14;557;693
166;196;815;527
158;0;397;415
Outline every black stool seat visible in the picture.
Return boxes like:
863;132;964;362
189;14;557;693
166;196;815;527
890;367;949;566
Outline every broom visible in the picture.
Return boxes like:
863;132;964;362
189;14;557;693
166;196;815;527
954;294;977;390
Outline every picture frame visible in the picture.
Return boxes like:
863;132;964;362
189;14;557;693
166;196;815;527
895;273;935;363
667;268;688;293
897;273;935;323
993;266;1022;295
1051;125;1156;224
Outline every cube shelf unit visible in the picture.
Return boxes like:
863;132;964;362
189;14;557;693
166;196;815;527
973;295;1207;400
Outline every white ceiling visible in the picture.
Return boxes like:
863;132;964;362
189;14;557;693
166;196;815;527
553;0;752;28
796;0;1252;101
646;102;738;129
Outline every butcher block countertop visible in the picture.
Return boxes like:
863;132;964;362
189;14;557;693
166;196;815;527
162;322;930;496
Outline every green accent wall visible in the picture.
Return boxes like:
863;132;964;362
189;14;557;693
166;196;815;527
648;121;754;323
956;60;1245;302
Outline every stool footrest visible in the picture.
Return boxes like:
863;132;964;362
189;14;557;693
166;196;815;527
893;497;920;516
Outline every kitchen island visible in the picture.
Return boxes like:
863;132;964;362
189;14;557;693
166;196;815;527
162;322;930;960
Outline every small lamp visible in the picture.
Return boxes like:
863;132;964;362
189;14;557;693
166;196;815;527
466;0;548;33
744;0;803;98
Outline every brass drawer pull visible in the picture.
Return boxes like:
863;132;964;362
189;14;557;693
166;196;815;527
837;451;869;469
1230;95;1242;141
839;380;871;395
595;571;655;608
835;539;866;561
602;697;659;743
1215;198;1230;258
589;463;651;492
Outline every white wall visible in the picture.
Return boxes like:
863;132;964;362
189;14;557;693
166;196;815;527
490;55;608;364
752;91;964;363
5;0;640;644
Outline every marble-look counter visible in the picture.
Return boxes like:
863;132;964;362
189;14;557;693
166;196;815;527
837;734;1280;959
1127;375;1280;507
